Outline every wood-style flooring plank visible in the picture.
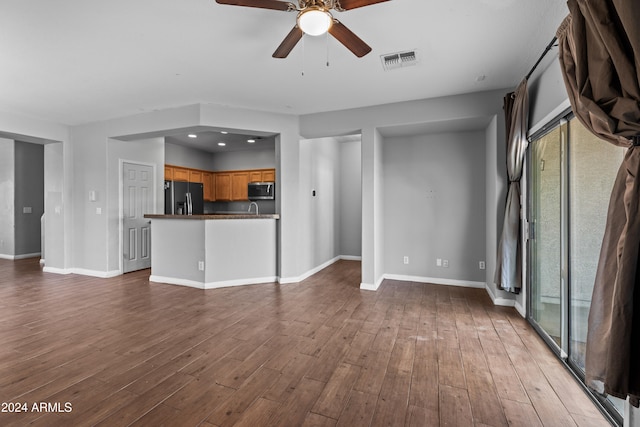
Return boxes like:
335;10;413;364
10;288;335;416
439;384;474;427
311;362;361;419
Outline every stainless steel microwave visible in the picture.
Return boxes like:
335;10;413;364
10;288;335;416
248;182;275;200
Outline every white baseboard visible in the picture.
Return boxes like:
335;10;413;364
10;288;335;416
485;283;517;308
384;274;486;289
205;276;277;289
0;252;41;260
360;275;384;291
149;275;277;290
42;267;120;278
279;255;355;284
70;268;121;278
42;266;72;274
16;252;42;260
150;275;205;289
514;300;526;317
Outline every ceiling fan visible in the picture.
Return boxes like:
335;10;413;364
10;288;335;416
214;0;389;58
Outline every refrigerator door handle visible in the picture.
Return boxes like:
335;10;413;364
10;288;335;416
186;192;193;215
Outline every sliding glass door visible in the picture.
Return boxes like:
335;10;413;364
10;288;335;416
530;121;564;349
566;121;622;373
528;114;625;421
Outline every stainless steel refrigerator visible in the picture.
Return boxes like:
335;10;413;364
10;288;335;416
164;181;204;215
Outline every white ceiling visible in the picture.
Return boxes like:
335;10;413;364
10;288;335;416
0;0;568;127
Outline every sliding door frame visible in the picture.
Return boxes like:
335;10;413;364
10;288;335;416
525;110;622;426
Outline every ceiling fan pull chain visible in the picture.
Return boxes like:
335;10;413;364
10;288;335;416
301;36;306;76
326;31;330;67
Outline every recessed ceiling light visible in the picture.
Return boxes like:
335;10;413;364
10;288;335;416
247;139;256;143
220;131;228;134
188;134;197;138
218;142;226;146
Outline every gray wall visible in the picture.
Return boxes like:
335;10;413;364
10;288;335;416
14;141;44;256
339;139;362;257
44;142;65;268
529;55;570;130
165;141;276;172
165;141;213;170
0;138;15;257
383;131;486;282
210;147;276;171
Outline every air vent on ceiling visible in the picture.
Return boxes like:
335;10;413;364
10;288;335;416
381;50;418;71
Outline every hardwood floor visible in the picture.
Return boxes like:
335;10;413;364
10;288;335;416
0;258;610;426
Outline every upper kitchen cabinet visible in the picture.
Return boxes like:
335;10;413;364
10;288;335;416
249;169;275;182
189;170;203;183
249;171;262;182
203;172;214;201
164;166;173;181
215;172;232;201
231;172;250;201
172;167;189;182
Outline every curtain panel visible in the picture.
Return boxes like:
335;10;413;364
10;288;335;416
557;0;640;407
494;79;528;294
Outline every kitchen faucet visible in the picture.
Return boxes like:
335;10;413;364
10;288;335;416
248;202;259;215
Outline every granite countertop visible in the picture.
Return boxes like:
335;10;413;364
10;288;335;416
144;214;280;220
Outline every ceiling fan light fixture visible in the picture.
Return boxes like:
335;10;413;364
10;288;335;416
297;8;332;36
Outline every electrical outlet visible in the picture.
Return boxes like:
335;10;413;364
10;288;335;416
479;261;486;270
403;256;409;264
437;258;442;267
442;259;449;268
198;261;205;271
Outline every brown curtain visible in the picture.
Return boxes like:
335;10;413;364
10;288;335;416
557;0;640;407
495;79;528;294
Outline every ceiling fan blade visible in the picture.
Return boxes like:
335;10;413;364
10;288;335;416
215;0;295;12
328;21;372;57
336;0;389;10
273;26;304;58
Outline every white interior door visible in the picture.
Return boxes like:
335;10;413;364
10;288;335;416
123;162;153;273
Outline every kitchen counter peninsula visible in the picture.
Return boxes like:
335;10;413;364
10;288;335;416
144;214;279;289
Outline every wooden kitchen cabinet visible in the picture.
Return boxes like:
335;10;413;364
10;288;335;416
172;167;189;182
203;172;214;201
215;173;231;201
261;169;275;182
249;171;262;182
249;169;275;183
164;166;173;181
189;170;203;183
231;172;250;201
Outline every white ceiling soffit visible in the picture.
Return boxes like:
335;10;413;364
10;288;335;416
0;0;569;126
378;116;494;137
